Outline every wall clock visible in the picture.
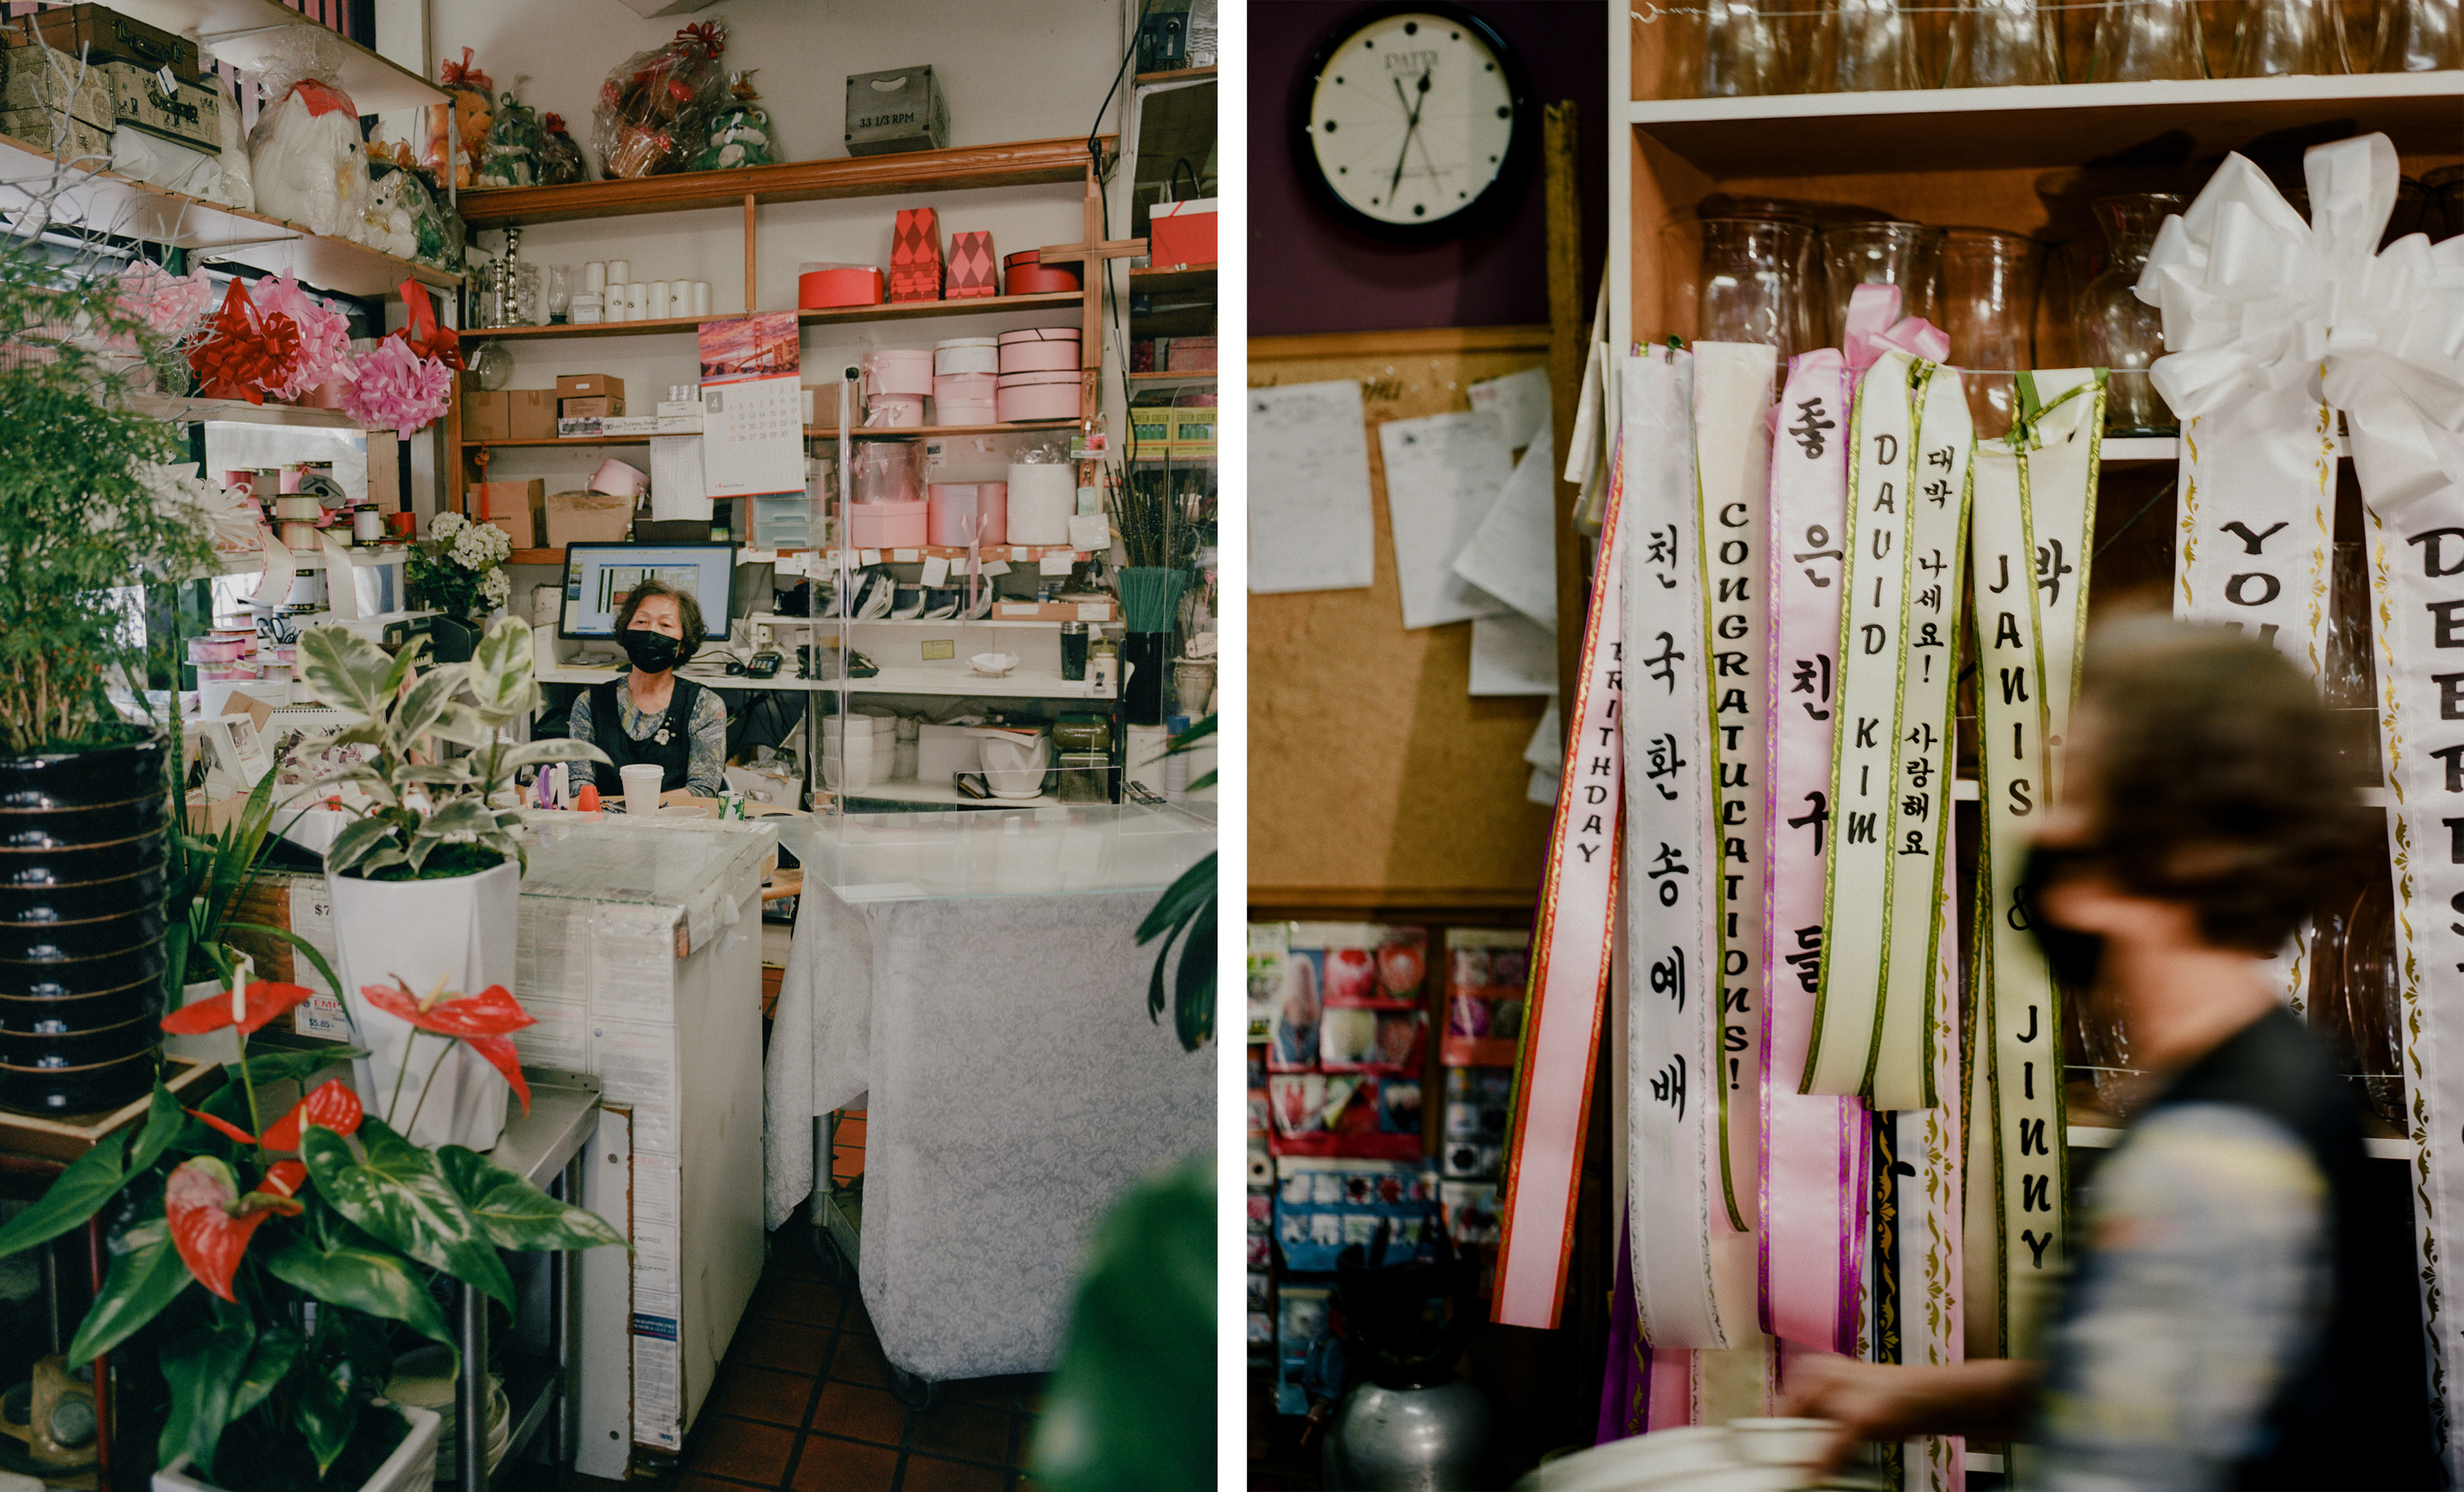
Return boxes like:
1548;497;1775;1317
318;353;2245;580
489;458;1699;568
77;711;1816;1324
1295;2;1536;242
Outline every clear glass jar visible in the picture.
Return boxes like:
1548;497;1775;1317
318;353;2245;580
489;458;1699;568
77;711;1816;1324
1937;228;2042;438
1699;0;1794;94
1818;0;1924;91
1819;221;1942;347
2372;0;2463;70
1684;217;1821;361
2075;193;2182;435
2226;0;2348;75
2089;0;2206;79
1944;0;2061;85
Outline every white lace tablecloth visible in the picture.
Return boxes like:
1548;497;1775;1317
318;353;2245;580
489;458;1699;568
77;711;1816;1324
763;879;1214;1381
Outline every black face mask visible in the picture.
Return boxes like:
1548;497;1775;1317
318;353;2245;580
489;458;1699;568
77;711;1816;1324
620;627;683;673
2017;842;2106;994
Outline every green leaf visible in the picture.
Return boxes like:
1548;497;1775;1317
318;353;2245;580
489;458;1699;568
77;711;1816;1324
159;1307;254;1476
434;1146;627;1253
324;815;398;876
499;737;611;773
262;1234;457;1361
417;800;499;838
392;760;480;787
227;1323;301;1421
236;1044;369;1090
1136;855;1215;946
296;1357;355;1474
0;1130;126;1259
128;1083;184;1174
465;616;540;726
393;663;471;746
1173;902;1216;1053
66;1218;192;1362
225;923;347;1007
296;626;395;724
299;1119;514;1307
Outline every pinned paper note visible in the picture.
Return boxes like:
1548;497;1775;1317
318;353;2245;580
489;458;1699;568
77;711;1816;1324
1069;514;1111;551
1469;612;1556;696
1523;705;1563;771
1252;380;1376;595
649;435;711;521
1379;411;1515;631
978;560;1011;576
859;549;881;566
1469;366;1552;456
920;556;951;585
1451;437;1557;630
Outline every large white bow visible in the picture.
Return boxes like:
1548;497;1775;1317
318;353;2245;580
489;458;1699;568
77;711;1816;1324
2135;133;2464;516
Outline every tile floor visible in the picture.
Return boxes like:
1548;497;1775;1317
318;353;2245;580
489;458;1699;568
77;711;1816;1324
517;1228;1049;1492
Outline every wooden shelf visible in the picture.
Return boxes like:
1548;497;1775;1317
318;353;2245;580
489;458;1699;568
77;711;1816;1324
108;0;448;114
1126;371;1215;388
1136;65;1217;87
457;136;1115;228
464;436;652;448
127;392;361;429
509;544;1094;567
814;420;1080;442
0;133;458;300
1625;71;2464;177
462;292;1089;342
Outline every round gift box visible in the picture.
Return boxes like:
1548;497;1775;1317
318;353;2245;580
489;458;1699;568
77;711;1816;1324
847;500;930;549
799;267;883;309
999;341;1079;374
935;400;998;426
933;372;997;403
866;394;926;428
997;327;1081;345
1005;464;1075;545
996;371;1083;423
864;349;934;397
1004;258;1081;294
928;483;1009;546
186;635;248;663
935;338;999;375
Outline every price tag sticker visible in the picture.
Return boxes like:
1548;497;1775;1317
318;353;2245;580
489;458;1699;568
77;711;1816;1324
1038;553;1075;576
893;549;922;562
919;556;952;586
859;549;881;566
978;560;1012;576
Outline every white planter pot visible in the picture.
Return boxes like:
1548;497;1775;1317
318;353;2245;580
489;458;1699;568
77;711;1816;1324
327;861;518;1152
154;1401;441;1492
166;977;240;1069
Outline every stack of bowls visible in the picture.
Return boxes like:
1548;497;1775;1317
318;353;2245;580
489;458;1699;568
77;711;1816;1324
0;737;170;1113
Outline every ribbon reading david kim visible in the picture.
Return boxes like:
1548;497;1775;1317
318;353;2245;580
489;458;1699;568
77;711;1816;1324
1625;346;1728;1347
2137;131;2464;1469
1969;370;2103;1356
1492;371;1631;1332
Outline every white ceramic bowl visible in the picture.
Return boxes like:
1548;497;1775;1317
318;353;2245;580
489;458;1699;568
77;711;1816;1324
970;652;1020;677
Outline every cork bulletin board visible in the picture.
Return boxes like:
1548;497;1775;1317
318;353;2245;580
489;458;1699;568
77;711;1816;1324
1248;325;1558;912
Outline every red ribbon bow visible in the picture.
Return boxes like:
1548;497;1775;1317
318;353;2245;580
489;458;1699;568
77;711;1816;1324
439;47;494;93
393;281;462;371
188;278;301;405
678;21;725;56
544;112;568;135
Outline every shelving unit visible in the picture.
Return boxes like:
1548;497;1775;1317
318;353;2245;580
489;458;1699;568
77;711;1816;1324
106;0;448;114
459;290;1088;342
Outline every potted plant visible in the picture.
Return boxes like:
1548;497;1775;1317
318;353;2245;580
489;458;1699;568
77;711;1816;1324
0;972;624;1490
402;511;510;662
297;617;605;1150
0;235;217;1115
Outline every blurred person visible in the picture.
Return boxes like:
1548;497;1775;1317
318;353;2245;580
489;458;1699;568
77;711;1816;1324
1788;617;2436;1490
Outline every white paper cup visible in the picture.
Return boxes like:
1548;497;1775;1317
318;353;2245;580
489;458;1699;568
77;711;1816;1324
619;763;663;816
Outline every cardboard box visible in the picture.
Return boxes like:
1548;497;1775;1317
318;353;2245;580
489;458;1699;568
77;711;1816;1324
559;395;623;420
461;390;511;442
98;60;216;149
8;7;201;85
1148;198;1216;269
1164;336;1216;372
845;65;949;156
991;598;1119;623
0;108;108;162
508;389;556;441
1168;405;1216;457
545;489;636;548
555;374;623;401
890;206;941;303
946;230;996;299
2;44;111;129
473;480;545;549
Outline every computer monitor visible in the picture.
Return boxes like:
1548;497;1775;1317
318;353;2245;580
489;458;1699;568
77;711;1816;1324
558;543;737;640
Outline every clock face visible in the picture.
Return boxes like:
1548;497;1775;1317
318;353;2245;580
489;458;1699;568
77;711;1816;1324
1299;4;1530;241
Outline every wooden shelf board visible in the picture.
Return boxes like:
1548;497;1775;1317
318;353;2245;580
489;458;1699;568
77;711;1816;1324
1128;263;1217;296
816;420;1080;441
107;0;448;113
462;436;650;448
0;133;458;300
1625;71;2464;177
457;135;1115;227
462;292;1088;342
1125;370;1216;386
1136;65;1217;86
509;544;1095;567
129;392;362;429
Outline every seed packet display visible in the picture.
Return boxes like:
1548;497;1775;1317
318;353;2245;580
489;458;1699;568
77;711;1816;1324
1441;1181;1501;1247
1247;1045;1271;1141
1291;922;1429;1009
1441;1066;1513;1179
1262;936;1321;1073
1247;922;1289;1045
1276;1283;1331;1416
1273;1156;1440;1274
1248;1270;1274;1366
1443;928;1530;1067
1266;1073;1423;1160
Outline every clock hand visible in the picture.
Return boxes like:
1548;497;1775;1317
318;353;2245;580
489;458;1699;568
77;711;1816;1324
1388;70;1432;203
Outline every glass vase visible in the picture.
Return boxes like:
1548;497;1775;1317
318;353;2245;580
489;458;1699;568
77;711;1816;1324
1937;229;2042;438
1944;0;2062;85
1819;221;1942;347
2227;0;2349;75
2089;0;2206;78
1820;0;1924;91
2075;193;2181;435
2373;0;2463;70
1682;218;1822;361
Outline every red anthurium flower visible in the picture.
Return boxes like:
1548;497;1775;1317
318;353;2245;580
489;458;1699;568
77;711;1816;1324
362;978;536;1040
164;1158;274;1302
459;1034;532;1115
258;1159;308;1197
240;1159;309;1218
160;980;315;1038
183;1108;258;1146
260;1079;365;1152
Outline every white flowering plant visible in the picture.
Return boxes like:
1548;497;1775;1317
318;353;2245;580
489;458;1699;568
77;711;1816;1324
406;509;513;618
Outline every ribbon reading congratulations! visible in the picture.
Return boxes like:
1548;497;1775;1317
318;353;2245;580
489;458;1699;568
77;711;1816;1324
1494;361;1630;1332
2138;131;2464;1468
1968;370;2103;1357
1625;346;1728;1347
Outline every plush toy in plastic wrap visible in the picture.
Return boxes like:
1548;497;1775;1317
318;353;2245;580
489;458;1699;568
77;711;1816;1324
475;83;549;188
687;71;776;172
248;28;370;239
424;48;494;188
538;112;587;186
593;21;729;179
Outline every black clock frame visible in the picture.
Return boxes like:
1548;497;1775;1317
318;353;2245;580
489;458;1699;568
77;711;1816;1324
1292;0;1538;245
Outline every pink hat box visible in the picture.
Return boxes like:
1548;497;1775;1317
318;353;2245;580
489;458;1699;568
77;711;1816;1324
847;499;929;549
933;372;997;402
936;400;998;425
935;337;999;375
863;349;935;396
928;482;1008;546
865;394;926;428
995;370;1083;422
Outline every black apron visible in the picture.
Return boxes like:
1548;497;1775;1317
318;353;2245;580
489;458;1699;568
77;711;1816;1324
2048;1005;2438;1488
589;675;701;796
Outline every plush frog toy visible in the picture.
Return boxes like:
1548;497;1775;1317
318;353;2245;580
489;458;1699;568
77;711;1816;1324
688;72;776;172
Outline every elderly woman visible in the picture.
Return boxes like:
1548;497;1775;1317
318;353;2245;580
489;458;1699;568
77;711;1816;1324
568;577;726;798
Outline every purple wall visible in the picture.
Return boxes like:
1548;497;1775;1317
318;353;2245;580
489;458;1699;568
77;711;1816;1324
1250;0;1609;336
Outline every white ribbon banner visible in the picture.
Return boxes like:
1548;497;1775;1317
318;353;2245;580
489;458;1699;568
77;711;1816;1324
1626;346;1727;1347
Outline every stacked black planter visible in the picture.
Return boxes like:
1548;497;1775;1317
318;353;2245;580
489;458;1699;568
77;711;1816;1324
0;736;168;1113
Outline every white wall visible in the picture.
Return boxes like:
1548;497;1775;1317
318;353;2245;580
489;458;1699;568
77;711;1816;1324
424;0;1133;514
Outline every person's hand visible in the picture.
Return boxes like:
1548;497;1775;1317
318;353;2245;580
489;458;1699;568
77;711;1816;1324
1781;1357;1943;1475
